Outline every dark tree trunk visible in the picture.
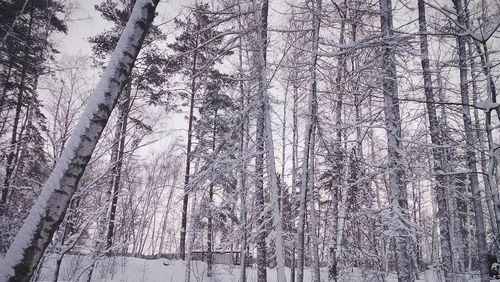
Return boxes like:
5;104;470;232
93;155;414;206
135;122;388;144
0;8;34;213
379;0;412;280
452;0;489;281
179;49;198;261
416;0;454;280
106;79;131;251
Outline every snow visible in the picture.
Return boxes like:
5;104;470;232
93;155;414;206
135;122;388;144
37;255;314;282
31;254;500;282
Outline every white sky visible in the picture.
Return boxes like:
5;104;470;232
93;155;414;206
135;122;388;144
52;0;203;160
58;0;189;56
52;0;295;164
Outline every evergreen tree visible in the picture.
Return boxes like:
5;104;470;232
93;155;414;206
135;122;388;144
0;0;67;253
165;2;233;260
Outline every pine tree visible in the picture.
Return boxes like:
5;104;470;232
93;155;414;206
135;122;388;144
0;1;159;280
0;0;67;253
166;2;233;260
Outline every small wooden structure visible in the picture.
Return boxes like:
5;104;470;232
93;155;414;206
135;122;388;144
191;251;243;265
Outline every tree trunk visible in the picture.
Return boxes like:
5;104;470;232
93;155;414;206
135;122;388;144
378;0;412;280
238;116;248;282
0;59;14;139
251;0;287;281
329;4;345;281
0;1;159;280
308;127;320;282
469;40;500;256
207;110;217;277
290;83;298;282
297;1;321;282
237;8;248;280
0;8;34;212
452;0;489;281
106;79;131;251
184;159;200;282
180;47;198;261
184;191;198;282
416;0;454;279
474;40;500;249
253;0;268;281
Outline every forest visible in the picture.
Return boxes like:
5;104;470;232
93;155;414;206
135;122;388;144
0;0;499;281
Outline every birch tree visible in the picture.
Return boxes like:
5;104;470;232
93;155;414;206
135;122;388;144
0;1;159;280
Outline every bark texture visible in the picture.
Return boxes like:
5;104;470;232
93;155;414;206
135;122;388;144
297;1;321;281
0;1;159;281
379;0;412;280
453;1;489;280
416;0;453;280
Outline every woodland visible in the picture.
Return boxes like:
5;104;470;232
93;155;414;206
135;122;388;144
0;0;499;281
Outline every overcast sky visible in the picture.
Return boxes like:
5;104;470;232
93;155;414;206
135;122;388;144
57;0;189;57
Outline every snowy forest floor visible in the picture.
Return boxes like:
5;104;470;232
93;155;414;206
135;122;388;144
32;254;500;282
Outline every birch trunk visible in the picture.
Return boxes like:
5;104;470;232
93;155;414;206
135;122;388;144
254;0;268;281
83;197;109;282
329;5;345;280
0;1;159;280
416;0;453;279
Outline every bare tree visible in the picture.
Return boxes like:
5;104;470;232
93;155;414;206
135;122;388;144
416;0;453;280
378;0;412;280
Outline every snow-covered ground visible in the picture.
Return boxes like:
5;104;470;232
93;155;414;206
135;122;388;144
35;254;500;282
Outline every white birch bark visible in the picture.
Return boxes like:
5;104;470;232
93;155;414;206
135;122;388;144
254;0;268;278
0;1;159;281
